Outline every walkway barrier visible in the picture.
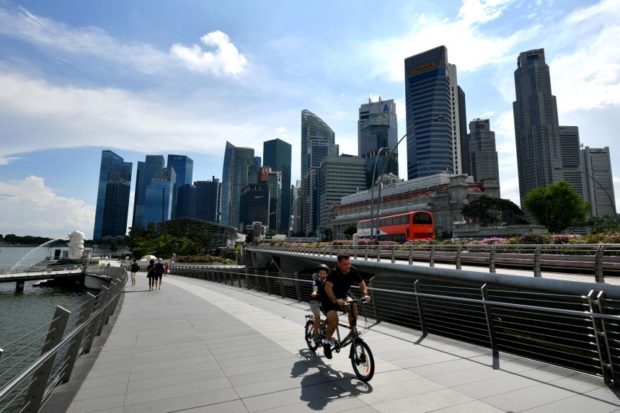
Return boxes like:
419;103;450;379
172;264;620;387
0;267;127;413
249;243;620;282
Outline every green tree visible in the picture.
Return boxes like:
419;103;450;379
462;196;525;226
524;181;588;233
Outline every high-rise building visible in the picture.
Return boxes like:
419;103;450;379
358;98;398;187
239;183;270;230
468;119;500;189
317;155;366;235
93;150;132;240
581;146;617;218
176;184;196;219
457;86;469;176
133;155;165;229
167;155;193;218
221;141;255;230
301;109;338;236
195;177;221;222
559;126;584;199
263;138;292;233
143;167;176;227
267;170;282;231
513;48;563;207
404;46;466;179
291;181;303;235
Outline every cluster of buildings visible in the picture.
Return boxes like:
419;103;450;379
93;45;617;242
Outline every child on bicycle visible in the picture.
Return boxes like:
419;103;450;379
309;264;330;338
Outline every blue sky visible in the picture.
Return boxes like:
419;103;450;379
0;0;618;239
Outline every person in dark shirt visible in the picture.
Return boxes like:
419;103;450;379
129;260;139;287
154;259;165;290
146;259;156;291
322;255;370;359
309;264;330;336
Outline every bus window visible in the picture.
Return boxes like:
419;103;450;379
413;212;432;224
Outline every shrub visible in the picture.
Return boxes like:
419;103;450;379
515;234;551;244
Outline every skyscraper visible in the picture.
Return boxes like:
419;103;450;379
559;126;584;199
513;48;563;206
93;150;132;240
267;170;282;231
143;167;176;227
404;46;466;179
317;155;366;235
581;146;617;218
468;119;500;188
167;155;193;218
301;109;338;236
133;155;165;229
358;98;398;187
220;141;255;230
263;138;292;233
195;177;221;222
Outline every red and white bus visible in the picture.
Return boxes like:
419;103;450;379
355;211;435;243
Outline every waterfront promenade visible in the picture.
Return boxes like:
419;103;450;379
56;273;620;413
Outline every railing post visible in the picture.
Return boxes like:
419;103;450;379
238;270;242;288
588;290;615;385
481;284;498;355
245;268;250;290
96;286;110;336
254;269;259;291
595;244;606;283
265;270;271;295
376;245;381;262
364;245;369;260
369;279;380;322
391;247;396;263
354;246;358;260
25;305;71;413
62;293;95;383
429;245;435;267
279;271;285;299
534;246;542;277
413;280;427;336
456;245;462;270
294;272;301;301
408;246;413;265
489;246;496;273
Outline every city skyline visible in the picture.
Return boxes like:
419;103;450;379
0;0;619;238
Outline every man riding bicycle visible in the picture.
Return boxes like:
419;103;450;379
322;255;370;359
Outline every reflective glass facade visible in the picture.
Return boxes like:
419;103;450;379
94;150;132;240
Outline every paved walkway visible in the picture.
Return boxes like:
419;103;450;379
65;273;620;413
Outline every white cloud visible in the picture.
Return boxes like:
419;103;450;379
0;70;266;160
170;31;248;77
0;176;95;238
458;0;516;24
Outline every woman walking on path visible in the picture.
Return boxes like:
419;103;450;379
146;259;156;291
130;259;140;287
154;259;165;289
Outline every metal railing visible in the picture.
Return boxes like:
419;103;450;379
172;265;620;387
249;243;620;282
0;267;127;412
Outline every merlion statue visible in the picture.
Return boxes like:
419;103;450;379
68;230;85;260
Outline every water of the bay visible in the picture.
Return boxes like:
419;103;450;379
0;247;90;387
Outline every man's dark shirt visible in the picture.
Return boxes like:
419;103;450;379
311;277;326;301
325;267;363;300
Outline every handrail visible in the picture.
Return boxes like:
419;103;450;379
0;267;127;411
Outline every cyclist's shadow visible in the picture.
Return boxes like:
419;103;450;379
292;349;373;411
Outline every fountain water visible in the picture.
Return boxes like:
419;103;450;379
8;238;65;273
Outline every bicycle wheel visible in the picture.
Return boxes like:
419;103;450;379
350;339;374;382
305;320;320;352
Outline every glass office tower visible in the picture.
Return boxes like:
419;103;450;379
93;150;132;240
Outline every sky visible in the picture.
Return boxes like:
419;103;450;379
0;0;619;240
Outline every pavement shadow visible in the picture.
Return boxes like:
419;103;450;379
292;348;373;411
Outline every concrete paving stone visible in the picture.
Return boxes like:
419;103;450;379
584;386;620;407
407;358;489;378
549;371;606;393
257;396;369;413
178;399;249;413
123;387;239;413
371;387;474;413
481;382;575;412
427;364;506;388
85;363;133;379
242;381;348;412
124;376;232;406
128;362;223;383
389;352;461;368
127;369;228;393
129;355;219;374
519;363;584;383
355;375;444;405
521;394;618;413
74;382;128;401
222;356;304;376
67;393;125;412
427;400;504;412
452;373;538;399
79;372;131;389
234;371;330;398
217;351;297;369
